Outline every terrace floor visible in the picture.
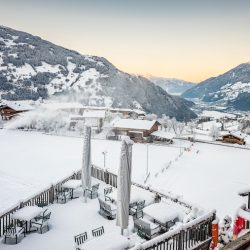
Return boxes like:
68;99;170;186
0;178;194;250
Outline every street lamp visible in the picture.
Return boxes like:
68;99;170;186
102;151;108;169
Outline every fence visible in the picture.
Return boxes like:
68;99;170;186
0;172;78;237
0;165;215;250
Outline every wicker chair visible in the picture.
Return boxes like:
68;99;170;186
3;225;25;244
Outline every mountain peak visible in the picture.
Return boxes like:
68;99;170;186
0;26;197;120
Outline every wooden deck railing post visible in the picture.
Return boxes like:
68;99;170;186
49;185;54;204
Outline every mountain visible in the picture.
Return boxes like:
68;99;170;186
151;77;195;96
0;26;197;121
182;62;250;111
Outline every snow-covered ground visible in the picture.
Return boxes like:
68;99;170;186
0;129;250;219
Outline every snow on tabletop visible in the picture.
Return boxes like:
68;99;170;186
61;179;82;189
143;202;182;223
12;206;44;221
113;119;158;130
107;185;155;206
80;232;129;250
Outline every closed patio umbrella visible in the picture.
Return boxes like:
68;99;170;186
82;126;92;202
116;138;133;235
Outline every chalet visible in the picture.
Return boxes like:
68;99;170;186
79;106;146;119
70;110;106;130
112;119;160;142
41;102;84;114
0;101;34;120
220;132;246;145
150;130;175;144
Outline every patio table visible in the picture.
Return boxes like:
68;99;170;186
12;206;45;233
143;202;180;229
107;185;155;206
80;232;130;250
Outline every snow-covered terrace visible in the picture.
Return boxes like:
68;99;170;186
0;129;250;220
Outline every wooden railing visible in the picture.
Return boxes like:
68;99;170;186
0;172;79;237
0;165;215;250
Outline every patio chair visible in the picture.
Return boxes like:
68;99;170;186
85;183;100;199
3;224;25;244
130;200;145;219
104;187;113;201
74;232;88;250
55;189;72;203
98;197;117;220
31;213;50;234
34;209;50;221
92;226;104;237
134;218;160;240
37;200;48;208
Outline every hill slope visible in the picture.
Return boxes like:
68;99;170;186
151;77;195;95
0;26;196;120
182;62;250;110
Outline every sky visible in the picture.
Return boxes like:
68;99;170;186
0;0;250;82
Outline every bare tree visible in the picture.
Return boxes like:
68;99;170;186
145;113;158;121
210;125;219;140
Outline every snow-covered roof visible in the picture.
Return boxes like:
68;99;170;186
222;131;247;140
201;110;236;119
151;130;175;139
113;119;158;130
82;110;106;118
41;102;84;110
1;100;34;111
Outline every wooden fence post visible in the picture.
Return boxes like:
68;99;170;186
49;185;54;204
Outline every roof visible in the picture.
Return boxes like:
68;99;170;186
82;110;106;118
41;102;84;110
113;119;159;130
222;131;247;140
1;101;34;111
151;130;175;139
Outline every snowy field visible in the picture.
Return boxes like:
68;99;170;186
0;129;250;219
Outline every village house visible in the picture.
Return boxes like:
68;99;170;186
0;101;34;120
70;110;106;131
41;102;84;115
81;106;146;119
112;118;160;142
219;131;246;145
150;130;175;144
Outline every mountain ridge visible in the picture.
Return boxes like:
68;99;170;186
151;77;195;96
182;62;250;111
0;25;196;121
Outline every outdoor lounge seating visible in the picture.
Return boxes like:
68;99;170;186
130;200;145;219
74;232;88;250
134;218;161;240
85;183;100;199
31;211;51;234
104;187;113;201
3;225;25;244
34;209;51;221
92;226;104;237
98;197;117;220
55;189;72;203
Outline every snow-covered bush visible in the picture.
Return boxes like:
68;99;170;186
218;215;233;246
6;109;70;134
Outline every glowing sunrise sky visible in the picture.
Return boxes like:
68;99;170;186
0;0;250;82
